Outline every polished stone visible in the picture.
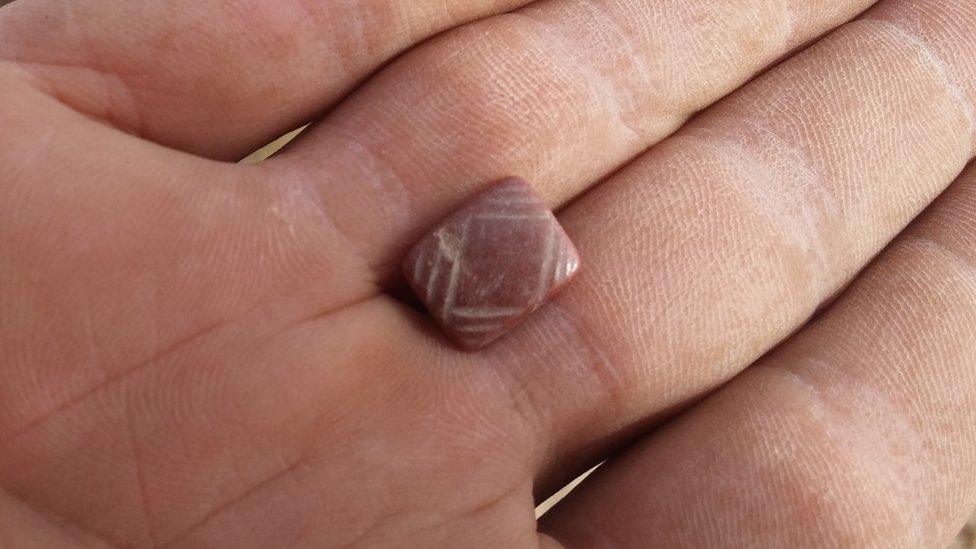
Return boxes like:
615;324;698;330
404;177;580;350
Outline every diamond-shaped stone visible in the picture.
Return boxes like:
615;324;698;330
404;177;580;350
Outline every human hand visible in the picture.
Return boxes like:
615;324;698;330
1;1;975;547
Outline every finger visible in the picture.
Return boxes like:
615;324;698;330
272;0;877;277
0;0;529;160
483;0;976;496
0;68;370;445
540;161;976;548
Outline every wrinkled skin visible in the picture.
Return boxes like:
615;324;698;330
1;0;976;547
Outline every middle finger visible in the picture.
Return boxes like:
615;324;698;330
269;0;877;279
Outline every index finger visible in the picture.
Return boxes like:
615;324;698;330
0;0;529;159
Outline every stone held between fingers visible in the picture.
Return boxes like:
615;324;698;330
403;177;581;350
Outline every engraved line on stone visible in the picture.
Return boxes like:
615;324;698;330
435;226;464;261
428;226;464;306
484;202;536;213
425;246;442;301
452;307;523;319
550;235;566;286
555;236;576;285
486;191;532;200
485;195;535;206
533;222;557;301
412;245;426;282
440;221;470;321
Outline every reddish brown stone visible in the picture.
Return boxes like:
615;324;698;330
404;177;580;350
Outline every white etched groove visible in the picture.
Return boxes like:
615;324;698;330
434;226;464;261
452;307;522;319
485;198;537;209
488;190;531;198
412;245;426;282
533;222;557;301
550;235;566;286
440;220;470;320
425;246;442;301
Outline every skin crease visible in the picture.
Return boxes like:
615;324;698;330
0;1;974;549
0;0;535;160
541;165;976;548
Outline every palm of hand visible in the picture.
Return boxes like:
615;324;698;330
2;1;976;548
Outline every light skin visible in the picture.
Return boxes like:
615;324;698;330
0;0;975;546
